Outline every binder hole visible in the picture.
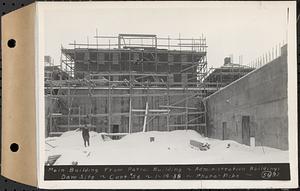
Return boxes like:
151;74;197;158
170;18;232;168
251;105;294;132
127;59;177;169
10;143;19;152
7;39;16;48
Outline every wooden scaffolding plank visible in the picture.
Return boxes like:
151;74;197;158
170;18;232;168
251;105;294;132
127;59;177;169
168;124;206;127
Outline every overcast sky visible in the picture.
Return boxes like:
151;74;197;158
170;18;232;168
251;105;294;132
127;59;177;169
41;1;293;68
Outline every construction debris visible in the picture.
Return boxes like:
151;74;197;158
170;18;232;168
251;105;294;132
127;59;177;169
45;154;61;166
190;139;210;151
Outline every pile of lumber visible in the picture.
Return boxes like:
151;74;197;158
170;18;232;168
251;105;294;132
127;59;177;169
45;154;61;166
190;139;210;151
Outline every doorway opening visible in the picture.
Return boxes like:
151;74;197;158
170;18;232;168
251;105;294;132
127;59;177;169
112;124;119;140
242;116;250;145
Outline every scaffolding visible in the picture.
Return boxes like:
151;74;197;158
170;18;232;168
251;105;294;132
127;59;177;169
45;33;222;137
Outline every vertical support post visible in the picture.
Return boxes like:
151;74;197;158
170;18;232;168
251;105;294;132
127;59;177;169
203;100;208;137
79;106;81;129
155;47;158;73
185;87;188;131
129;49;132;133
129;98;132;134
143;102;149;132
142;51;144;73
96;29;99;50
49;56;54;135
108;37;112;133
167;74;170;131
220;69;223;87
49;100;52;136
96;30;99;71
128;54;133;134
128;47;133;133
199;37;202;52
265;53;267;63
192;38;194;52
233;66;236;83
179;33;181;51
73;40;76;78
87;37;90;78
156;37;158;73
60;45;63;80
279;43;281;55
167;45;171;131
67;83;70;131
87;36;89;49
108;73;111;134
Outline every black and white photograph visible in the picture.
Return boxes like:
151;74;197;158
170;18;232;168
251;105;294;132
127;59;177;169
37;1;297;189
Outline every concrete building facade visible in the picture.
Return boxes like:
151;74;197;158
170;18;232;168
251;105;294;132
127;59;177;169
205;45;288;150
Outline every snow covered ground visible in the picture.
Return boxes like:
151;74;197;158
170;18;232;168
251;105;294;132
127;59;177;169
45;129;288;165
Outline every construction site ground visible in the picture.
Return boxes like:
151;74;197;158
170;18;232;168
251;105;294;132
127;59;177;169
45;130;288;165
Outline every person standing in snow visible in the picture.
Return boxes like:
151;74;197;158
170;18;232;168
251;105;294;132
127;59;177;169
82;124;90;147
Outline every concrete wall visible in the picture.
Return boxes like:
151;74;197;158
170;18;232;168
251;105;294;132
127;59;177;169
205;45;288;150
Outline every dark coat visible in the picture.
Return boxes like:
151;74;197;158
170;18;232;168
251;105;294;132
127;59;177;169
82;128;90;138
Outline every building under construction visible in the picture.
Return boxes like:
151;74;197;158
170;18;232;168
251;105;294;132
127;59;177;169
45;34;210;137
45;33;287;149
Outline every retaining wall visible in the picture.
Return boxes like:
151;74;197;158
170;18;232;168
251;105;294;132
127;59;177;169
205;45;288;150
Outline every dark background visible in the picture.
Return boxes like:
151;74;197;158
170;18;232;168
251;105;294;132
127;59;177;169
0;0;299;190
